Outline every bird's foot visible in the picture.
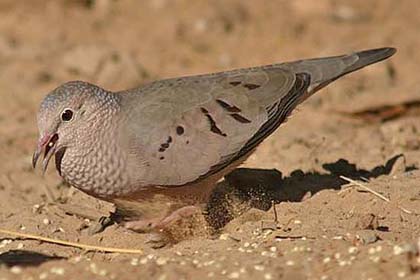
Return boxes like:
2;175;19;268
145;232;172;249
87;212;121;235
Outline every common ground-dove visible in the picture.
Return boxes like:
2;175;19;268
33;48;396;237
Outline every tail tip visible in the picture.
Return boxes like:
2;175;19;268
356;47;397;61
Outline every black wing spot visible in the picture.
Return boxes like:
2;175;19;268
215;99;241;113
229;81;241;86
159;156;165;160
230;113;251;123
176;126;184;135
200;107;227;137
243;83;260;90
159;136;172;152
187;72;311;184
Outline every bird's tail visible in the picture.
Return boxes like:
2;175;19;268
284;47;396;96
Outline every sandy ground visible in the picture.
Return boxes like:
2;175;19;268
0;0;420;279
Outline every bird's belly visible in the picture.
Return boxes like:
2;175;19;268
111;150;255;221
111;178;217;220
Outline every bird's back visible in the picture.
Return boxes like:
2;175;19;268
116;48;395;190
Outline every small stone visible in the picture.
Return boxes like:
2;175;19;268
264;273;272;280
370;256;381;263
393;243;419;256
397;271;406;278
355;230;378;245
228;272;240;279
50;267;65;275
270;246;277;252
348;246;358;254
39;272;48;279
43;218;50;225
286;260;295;266
139;257;148;264
10;266;22;274
323;257;331;264
219;233;230;240
254;264;264;271
130;258;139;266
338;260;347;266
156;257;168;266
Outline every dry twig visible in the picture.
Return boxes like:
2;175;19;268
0;229;143;254
339;175;417;215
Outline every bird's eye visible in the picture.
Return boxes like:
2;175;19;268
61;109;74;122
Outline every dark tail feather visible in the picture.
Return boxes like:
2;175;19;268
309;47;396;93
342;47;396;75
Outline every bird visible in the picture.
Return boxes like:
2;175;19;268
33;47;396;240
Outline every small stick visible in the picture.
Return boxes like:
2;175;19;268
340;176;390;202
275;235;315;240
272;200;278;224
340;176;418;215
0;229;143;254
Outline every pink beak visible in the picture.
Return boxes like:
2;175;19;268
32;133;59;174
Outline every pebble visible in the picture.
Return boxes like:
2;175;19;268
264;273;272;279
348;246;358;254
370;256;381;263
39;272;48;279
323;257;331;264
286;260;295;266
10;266;22;274
90;263;98;274
355;230;378;244
254;265;264;271
228;272;240;279
219;233;230;240
393;243;419;255
338;260;348;266
156;257;168;266
43;218;50;225
130;258;138;266
50;267;65;275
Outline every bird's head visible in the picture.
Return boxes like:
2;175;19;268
32;81;116;175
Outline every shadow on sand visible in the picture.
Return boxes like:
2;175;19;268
206;154;414;229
